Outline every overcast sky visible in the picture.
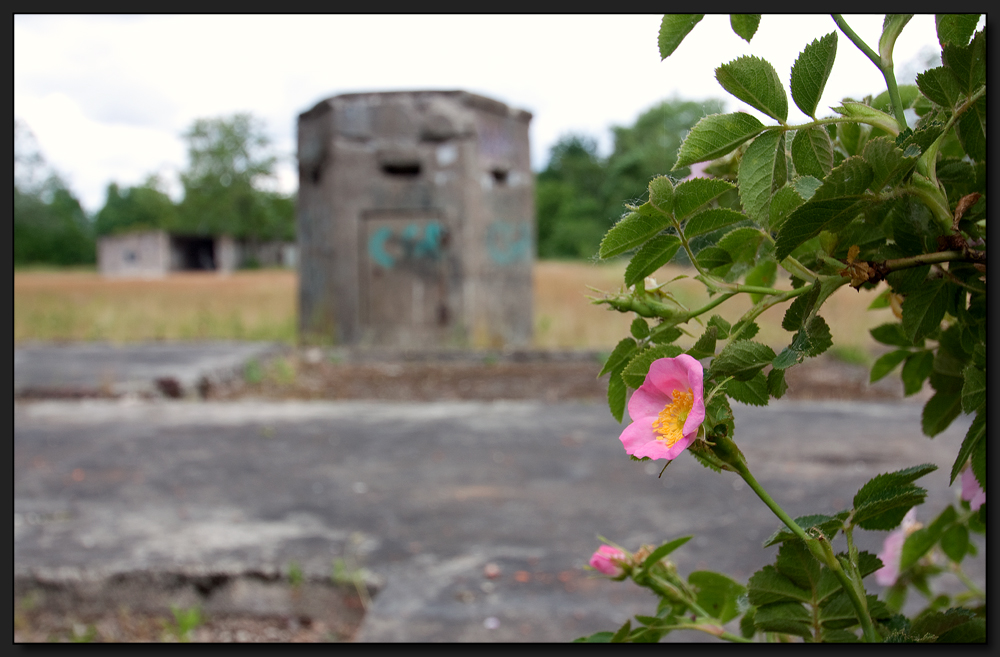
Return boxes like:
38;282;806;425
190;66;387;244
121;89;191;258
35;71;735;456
15;14;960;215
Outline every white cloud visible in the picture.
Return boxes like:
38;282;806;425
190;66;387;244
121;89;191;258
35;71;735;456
14;14;971;215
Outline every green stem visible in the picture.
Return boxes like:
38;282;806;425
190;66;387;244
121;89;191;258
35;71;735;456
951;563;985;599
736;463;881;642
832;15;881;69
726;285;813;342
831;15;907;131
671;216;716;285
881;63;909;130
669;622;754;643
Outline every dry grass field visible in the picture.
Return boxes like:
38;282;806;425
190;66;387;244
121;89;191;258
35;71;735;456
15;263;895;359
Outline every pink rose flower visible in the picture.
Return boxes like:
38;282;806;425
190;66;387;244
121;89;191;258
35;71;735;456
961;467;985;512
875;508;919;587
589;545;627;576
619;355;706;461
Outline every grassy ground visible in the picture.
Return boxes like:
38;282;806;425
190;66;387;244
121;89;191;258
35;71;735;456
15;263;895;359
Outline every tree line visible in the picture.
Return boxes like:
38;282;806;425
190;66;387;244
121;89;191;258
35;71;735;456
15;97;722;266
14;114;295;268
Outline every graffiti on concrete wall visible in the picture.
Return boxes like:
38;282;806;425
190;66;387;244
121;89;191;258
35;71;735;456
485;220;531;266
369;221;444;269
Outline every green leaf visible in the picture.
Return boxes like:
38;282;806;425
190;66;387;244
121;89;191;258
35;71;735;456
718;226;765;265
900;505;958;571
711;340;776;381
675;112;766;169
766;367;787;399
854;464;937;507
833;102;900;136
910;607;976;641
769;184;806;232
624;235;682;288
936;617;985;643
607;372;627;424
673;178;736;220
774;158;874;260
803;315;831;357
870;349;909;383
683;208;747;238
950;410;983;485
707;315;731;338
819;590;859;629
774;540;822;593
941;28;986;93
650;326;683;345
695;246;732;272
901;278;948;342
869;322;914;347
621;344;683;389
648;175;674;216
725;371;768;406
782;283;821;331
599;207;672;259
641;535;693;572
955;95;986;162
852;464;936;530
658;14;704;59
753;602;812;637
862;137;919;191
747;566;811;605
739;130;786;225
921;389;963;437
940;523;969;563
793;175;822;200
573;631;614;643
744;258;777;305
715;55;788;123
763;512;848;547
689;570;746;623
630;317;650;340
610;619;631;643
936;14;980;46
971;433;985;494
730;14;760;42
686;326;718;360
822;628;861;642
740;608;757;639
599;337;639;377
916;66;963;108
791;127;834;179
790;32;838;118
900;350;934;395
730;319;759;342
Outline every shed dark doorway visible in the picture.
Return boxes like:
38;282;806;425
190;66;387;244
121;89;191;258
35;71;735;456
171;236;217;270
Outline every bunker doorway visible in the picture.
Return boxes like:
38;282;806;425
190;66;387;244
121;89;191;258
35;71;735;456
171;236;217;271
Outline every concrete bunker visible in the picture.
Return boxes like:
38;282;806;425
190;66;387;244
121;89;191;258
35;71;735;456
297;90;535;349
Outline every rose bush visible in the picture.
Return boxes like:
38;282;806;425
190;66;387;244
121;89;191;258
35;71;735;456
577;14;985;643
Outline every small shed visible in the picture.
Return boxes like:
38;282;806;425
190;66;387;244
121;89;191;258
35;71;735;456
296;90;535;348
97;230;237;277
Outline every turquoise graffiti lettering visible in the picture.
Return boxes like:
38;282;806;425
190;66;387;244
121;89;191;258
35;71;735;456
369;222;444;269
486;220;531;265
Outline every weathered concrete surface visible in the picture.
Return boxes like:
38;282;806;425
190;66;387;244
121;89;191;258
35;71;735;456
14;398;981;642
13;342;288;399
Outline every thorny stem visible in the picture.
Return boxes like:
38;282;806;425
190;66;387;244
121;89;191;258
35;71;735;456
831;15;909;130
735;461;881;642
671;215;715;285
725;284;817;342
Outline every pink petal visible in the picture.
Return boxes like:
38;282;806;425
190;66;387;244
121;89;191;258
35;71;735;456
619;420;659;454
961;468;985;511
645;357;694;399
627;384;668;422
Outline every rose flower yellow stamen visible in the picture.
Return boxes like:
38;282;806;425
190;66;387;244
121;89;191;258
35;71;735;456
619;355;705;462
650;389;695;448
